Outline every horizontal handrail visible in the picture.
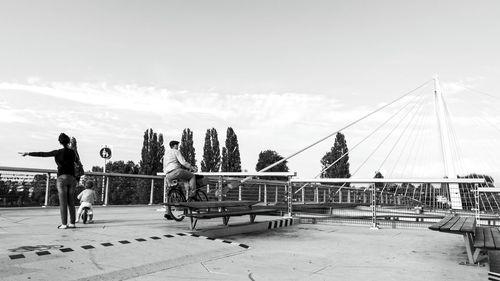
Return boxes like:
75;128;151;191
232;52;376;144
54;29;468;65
0;166;163;180
158;172;296;177
291;178;487;184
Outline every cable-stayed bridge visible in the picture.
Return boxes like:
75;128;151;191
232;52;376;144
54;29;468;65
1;77;499;217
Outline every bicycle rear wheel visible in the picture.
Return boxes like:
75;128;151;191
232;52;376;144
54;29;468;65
167;188;187;221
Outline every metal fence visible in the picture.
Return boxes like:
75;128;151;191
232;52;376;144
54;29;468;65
1;166;495;229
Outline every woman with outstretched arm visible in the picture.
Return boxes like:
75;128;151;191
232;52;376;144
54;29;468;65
19;133;77;229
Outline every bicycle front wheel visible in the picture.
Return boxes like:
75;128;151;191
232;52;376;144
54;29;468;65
167;189;187;221
192;189;208;202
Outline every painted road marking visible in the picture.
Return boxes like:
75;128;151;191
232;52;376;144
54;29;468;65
6;232;250;260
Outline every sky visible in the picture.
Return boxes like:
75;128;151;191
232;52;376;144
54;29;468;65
1;0;500;181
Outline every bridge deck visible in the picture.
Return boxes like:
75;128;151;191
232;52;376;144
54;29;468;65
0;206;487;281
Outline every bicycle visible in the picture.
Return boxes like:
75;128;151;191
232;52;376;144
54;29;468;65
165;179;208;221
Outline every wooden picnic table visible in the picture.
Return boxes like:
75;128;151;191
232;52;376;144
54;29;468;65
172;200;277;229
429;215;478;264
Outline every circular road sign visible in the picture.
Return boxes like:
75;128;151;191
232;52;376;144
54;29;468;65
100;147;112;159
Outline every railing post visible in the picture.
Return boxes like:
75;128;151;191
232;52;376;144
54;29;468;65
238;185;242;201
347;190;351;203
43;172;50;207
475;184;480;225
218;176;223;201
323;190;326;203
149;179;154;205
163;176;167;203
371;184;379;229
275;186;278;204
315;186;319;203
301;186;305;203
258;185;261;201
264;184;268;205
287;177;292;217
339;190;342;203
103;176;109;206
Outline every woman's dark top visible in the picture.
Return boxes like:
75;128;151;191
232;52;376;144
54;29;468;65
28;148;76;177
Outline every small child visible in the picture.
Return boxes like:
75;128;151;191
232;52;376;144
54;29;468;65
76;181;97;223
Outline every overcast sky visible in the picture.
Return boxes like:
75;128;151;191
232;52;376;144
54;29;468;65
1;0;500;180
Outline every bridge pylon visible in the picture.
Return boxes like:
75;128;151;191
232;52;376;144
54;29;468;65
434;76;462;209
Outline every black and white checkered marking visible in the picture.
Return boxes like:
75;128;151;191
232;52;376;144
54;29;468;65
267;218;294;229
7;231;250;259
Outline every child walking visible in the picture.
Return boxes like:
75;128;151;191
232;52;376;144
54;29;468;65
76;181;97;223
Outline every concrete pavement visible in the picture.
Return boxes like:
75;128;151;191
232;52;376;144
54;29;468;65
0;205;489;280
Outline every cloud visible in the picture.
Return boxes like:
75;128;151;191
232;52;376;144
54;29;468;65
2;79;499;181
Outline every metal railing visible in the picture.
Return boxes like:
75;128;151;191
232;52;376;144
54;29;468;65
290;178;487;229
1;166;493;229
0;166;296;210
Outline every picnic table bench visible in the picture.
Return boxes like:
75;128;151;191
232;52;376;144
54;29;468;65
430;214;500;280
429;215;479;264
169;200;278;229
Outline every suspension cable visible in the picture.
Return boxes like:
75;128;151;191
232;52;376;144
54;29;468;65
294;90;427;195
242;79;434;183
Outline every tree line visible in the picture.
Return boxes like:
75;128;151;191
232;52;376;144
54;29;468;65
1;129;353;206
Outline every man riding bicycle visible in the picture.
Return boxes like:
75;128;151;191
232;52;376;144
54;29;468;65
164;140;197;199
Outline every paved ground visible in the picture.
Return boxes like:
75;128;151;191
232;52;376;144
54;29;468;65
0;206;489;280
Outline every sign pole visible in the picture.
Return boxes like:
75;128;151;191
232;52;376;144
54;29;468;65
101;158;106;204
99;145;112;205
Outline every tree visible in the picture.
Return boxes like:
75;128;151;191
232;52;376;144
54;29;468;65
139;129;165;175
255;150;289;180
137;129;165;204
374;171;384;189
180;128;196;168
201;128;221;172
221;127;241;172
320;132;351;181
105;160;143;205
